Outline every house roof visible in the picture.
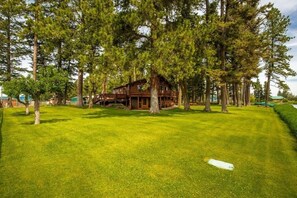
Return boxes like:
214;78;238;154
270;96;284;100
113;79;147;90
113;76;172;90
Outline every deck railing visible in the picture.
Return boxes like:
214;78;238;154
94;91;177;104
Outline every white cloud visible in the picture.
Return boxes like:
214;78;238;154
287;42;297;47
260;0;297;14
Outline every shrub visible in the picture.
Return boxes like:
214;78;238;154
274;104;297;137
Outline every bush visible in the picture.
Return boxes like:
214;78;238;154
274;104;297;137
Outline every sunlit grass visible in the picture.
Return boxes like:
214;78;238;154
0;105;296;197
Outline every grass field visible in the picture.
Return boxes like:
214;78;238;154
0;105;296;197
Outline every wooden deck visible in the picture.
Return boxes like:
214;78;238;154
93;94;127;105
94;77;177;109
94;91;177;108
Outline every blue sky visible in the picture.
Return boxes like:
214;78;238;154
260;0;297;95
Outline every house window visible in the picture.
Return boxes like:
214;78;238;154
137;85;143;91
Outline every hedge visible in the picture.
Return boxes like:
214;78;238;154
274;104;297;137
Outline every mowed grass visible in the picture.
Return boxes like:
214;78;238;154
0;105;296;197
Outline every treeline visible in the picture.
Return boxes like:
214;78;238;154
0;0;296;124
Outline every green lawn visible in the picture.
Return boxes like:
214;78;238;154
0;105;296;197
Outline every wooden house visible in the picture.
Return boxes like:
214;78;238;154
94;77;177;110
0;94;18;107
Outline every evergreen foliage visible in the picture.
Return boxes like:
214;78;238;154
262;7;296;105
0;0;296;120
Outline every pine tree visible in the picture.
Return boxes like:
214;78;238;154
202;0;219;112
39;0;75;105
218;0;229;113
226;0;262;107
24;0;51;124
253;78;264;102
114;0;171;113
262;6;296;106
0;0;27;107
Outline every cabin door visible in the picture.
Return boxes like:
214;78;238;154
141;98;149;109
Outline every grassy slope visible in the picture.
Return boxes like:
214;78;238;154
0;106;296;197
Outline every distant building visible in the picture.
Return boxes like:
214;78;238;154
0;94;18;107
270;96;284;102
70;96;88;105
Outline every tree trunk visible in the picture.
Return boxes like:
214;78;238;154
204;76;211;112
133;66;137;81
56;41;63;105
226;84;230;105
34;98;40;125
25;104;30;115
88;90;93;108
57;93;63;105
235;83;241;107
17;96;30;115
6;16;13;108
178;84;182;108
220;0;228;113
77;69;84;107
242;80;246;106
265;72;271;106
232;83;236;106
63;82;68;105
221;84;228;113
245;81;251;106
150;70;160;114
102;76;107;94
63;60;71;105
33;16;40;124
33;36;38;81
217;86;221;105
181;81;190;111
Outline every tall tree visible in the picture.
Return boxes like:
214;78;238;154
40;0;75;105
253;78;264;102
202;0;219;112
32;0;40;124
262;7;296;106
218;0;229;113
227;0;262;107
0;0;27;107
24;0;50;124
116;0;175;113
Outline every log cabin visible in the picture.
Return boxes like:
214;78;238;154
94;76;177;110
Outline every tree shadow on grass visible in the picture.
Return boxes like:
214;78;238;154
22;118;71;125
12;111;48;117
82;107;222;119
